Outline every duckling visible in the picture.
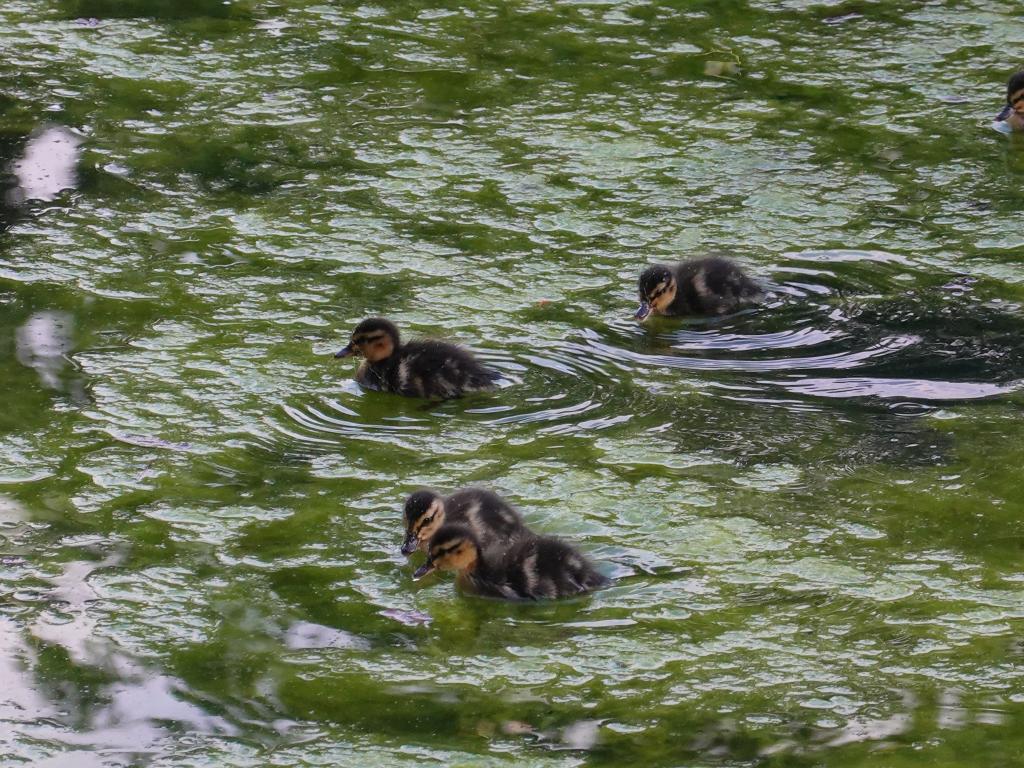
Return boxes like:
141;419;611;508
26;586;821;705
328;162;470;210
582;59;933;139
996;70;1024;131
401;488;528;556
334;317;500;399
635;258;762;321
413;523;608;601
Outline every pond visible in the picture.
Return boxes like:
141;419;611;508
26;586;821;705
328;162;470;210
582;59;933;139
2;1;1024;765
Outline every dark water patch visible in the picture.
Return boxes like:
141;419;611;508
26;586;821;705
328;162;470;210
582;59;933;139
830;411;954;469
84;76;188;123
129;125;318;195
61;0;253;21
312;272;426;321
396;209;540;255
625;390;954;473
0;131;24;229
605;256;1024;409
834;294;1024;382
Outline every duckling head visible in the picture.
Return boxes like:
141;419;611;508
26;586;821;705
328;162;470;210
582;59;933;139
997;70;1024;125
401;490;446;556
412;524;480;580
334;317;399;362
636;265;677;321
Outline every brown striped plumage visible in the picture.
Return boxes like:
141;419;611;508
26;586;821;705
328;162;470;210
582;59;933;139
401;488;529;557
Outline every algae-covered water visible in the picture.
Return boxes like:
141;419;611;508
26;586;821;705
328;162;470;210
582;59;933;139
3;1;1024;765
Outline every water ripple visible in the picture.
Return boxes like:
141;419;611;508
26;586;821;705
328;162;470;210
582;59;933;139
776;376;1023;402
576;334;921;373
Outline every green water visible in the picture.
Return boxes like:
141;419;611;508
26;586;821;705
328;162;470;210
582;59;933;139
3;1;1024;765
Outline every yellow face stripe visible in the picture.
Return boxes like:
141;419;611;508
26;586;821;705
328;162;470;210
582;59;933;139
412;502;442;538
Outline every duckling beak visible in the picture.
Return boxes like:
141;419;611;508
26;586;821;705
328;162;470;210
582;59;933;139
634;302;652;321
998;104;1013;122
412;561;436;580
400;534;419;556
334;343;355;359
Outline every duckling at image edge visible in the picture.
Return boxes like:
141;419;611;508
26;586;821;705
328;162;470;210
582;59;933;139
334;317;500;399
413;523;609;601
635;257;763;321
996;70;1024;131
401;487;529;556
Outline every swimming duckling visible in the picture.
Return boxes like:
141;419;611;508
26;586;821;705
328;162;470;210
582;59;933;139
334;318;500;399
413;524;608;601
635;258;762;320
996;70;1024;131
401;488;528;556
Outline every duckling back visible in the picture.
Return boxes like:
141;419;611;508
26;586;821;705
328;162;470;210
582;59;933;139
675;257;762;315
370;340;499;399
476;535;607;601
445;488;529;557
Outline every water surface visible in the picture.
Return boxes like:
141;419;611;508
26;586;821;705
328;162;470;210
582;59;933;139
3;1;1024;765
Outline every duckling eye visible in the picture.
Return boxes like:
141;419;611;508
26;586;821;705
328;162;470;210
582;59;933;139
422;514;434;526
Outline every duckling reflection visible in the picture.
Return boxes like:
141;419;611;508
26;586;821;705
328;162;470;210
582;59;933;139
402;488;529;557
635;258;762;321
996;70;1024;131
334;317;500;399
413;524;608;601
14;310;89;404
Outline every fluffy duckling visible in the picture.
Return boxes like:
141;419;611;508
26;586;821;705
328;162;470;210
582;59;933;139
334;318;499;399
401;488;528;556
413;524;608;601
635;257;762;320
996;70;1024;131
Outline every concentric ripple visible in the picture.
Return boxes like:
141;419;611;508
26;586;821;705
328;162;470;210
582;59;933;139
282;252;1024;455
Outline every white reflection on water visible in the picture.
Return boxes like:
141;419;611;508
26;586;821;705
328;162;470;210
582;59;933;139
16;557;239;761
15;311;82;399
7;125;82;205
0;618;57;739
778;376;1023;401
